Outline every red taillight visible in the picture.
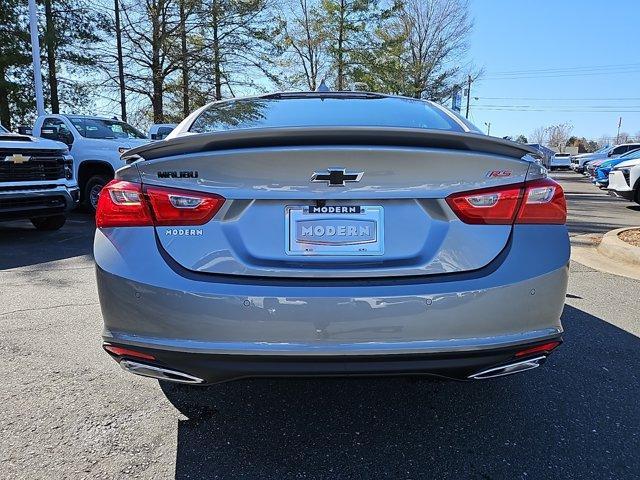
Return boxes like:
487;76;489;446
146;186;225;226
446;184;523;224
514;341;561;357
103;344;156;361
446;178;566;225
515;178;567;224
96;181;153;227
96;180;225;228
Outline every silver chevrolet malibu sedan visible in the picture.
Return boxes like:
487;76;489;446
95;91;569;385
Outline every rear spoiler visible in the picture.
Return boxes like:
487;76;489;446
123;127;538;162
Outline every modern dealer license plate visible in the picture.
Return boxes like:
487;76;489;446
285;205;384;256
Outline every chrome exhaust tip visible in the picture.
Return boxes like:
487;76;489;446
468;356;547;380
119;359;204;384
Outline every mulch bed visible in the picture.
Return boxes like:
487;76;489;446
618;228;640;247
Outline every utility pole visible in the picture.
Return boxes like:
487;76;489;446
616;117;622;144
28;0;45;117
484;122;491;136
465;74;472;118
114;0;127;121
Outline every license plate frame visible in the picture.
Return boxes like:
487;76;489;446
285;205;384;256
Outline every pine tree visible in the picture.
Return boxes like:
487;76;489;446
41;0;109;113
321;0;379;90
0;0;33;129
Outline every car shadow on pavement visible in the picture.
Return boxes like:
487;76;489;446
0;213;95;270
163;304;639;480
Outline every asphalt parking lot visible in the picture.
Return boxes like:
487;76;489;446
1;172;639;479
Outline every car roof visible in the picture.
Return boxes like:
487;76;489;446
64;115;123;121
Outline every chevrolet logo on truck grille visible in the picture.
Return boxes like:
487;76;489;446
4;153;31;164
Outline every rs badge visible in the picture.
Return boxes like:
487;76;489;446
486;170;512;178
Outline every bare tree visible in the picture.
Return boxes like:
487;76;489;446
530;126;547;145
616;132;631;144
399;0;472;99
546;123;573;152
114;0;127;121
276;0;329;90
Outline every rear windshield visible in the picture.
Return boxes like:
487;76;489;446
189;96;468;133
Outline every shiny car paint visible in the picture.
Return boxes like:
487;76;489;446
95;93;569;384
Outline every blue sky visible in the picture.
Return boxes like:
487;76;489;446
466;0;640;140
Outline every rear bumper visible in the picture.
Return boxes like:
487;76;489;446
95;225;570;382
608;189;635;201
104;338;561;383
0;185;80;221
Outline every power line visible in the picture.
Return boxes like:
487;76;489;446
477;104;640;109
489;62;640;75
477;96;640;101
484;69;640;80
474;107;640;113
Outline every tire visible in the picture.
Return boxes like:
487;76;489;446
84;174;110;214
30;215;66;231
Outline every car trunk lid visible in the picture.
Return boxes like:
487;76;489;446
129;128;533;278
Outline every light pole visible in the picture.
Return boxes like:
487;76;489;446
465;75;472;118
616;117;622;144
484;122;491;136
28;0;45;116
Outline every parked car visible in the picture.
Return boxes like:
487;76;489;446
0;123;79;229
585;158;609;176
593;148;640;187
608;157;640;204
32;114;150;212
95;91;569;387
572;143;640;173
571;146;610;172
549;152;572;170
148;123;177;141
527;143;555;168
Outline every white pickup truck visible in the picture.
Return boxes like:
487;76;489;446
0;124;79;230
32;115;150;212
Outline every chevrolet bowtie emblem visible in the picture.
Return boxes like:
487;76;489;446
310;168;363;187
4;153;31;164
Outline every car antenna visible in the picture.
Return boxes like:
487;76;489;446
316;80;330;92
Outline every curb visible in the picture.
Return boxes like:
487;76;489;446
597;227;640;267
